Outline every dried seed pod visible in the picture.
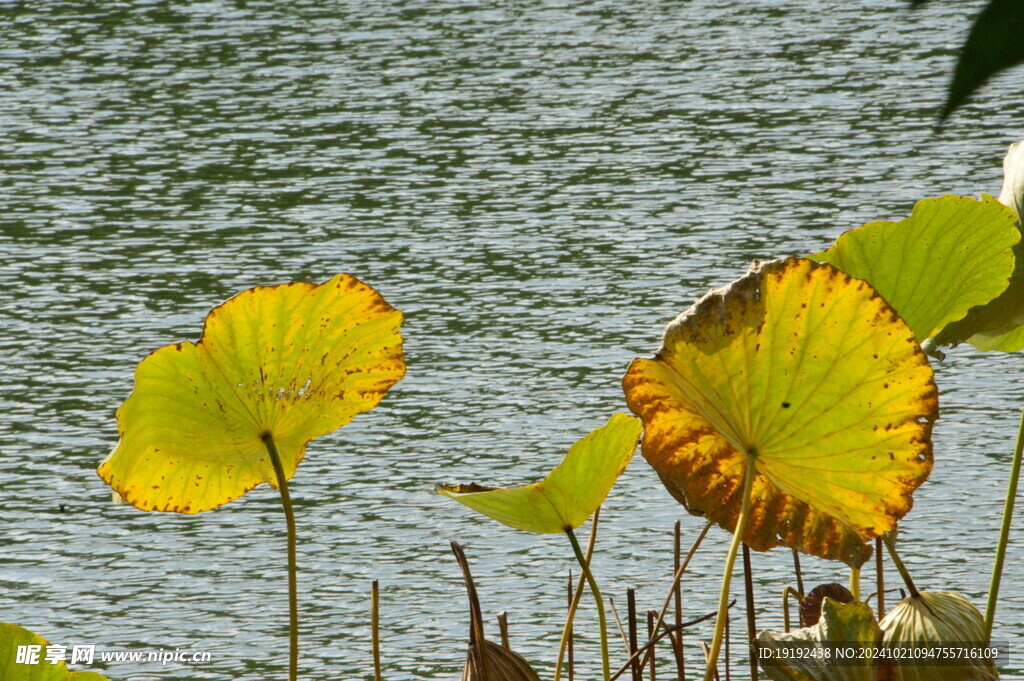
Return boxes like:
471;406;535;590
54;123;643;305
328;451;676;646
799;583;855;628
880;591;998;681
462;640;542;681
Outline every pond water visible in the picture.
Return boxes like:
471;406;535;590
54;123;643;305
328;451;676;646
2;0;1023;678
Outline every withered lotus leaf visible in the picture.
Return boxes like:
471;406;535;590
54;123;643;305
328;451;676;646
98;274;405;513
623;257;937;568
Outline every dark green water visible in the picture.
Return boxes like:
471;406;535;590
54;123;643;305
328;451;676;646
2;1;1023;679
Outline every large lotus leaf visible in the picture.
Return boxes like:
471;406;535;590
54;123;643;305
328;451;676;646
880;591;997;681
815;195;1019;342
98;274;405;513
623;257;937;568
756;599;881;681
0;623;110;680
436;413;641;533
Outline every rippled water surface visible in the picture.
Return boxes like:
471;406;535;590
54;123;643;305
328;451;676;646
3;1;1024;678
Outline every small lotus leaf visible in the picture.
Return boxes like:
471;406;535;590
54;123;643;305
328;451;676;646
880;591;998;681
757;598;881;681
0;623;110;681
98;274;405;513
436;413;641;534
623;257;937;568
815;194;1019;342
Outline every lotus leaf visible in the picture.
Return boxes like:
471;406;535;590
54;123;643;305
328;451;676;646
0;623;109;681
98;274;404;513
815;194;1019;343
623;257;937;568
436;413;641;533
757;599;881;681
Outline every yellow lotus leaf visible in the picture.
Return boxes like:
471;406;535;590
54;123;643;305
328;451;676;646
623;257;937;568
98;274;404;513
436;413;641;533
0;623;109;680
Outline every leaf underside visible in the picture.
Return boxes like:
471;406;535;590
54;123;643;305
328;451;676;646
437;413;641;534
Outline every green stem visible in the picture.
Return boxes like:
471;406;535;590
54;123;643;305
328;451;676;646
704;452;757;681
882;534;919;599
555;510;600;681
263;433;299;681
985;401;1024;642
566;526;611;681
849;567;860;602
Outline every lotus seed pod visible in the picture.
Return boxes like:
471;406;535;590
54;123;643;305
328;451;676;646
879;591;998;681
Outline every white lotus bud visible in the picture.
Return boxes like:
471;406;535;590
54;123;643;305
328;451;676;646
998;141;1024;221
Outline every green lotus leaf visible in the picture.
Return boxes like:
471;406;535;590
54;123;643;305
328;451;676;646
880;591;998;681
756;599;881;681
623;257;938;568
815;194;1020;343
98;274;405;513
436;413;641;533
934;143;1024;353
0;623;110;681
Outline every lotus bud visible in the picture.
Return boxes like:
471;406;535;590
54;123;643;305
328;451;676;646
998;141;1024;222
799;583;855;628
879;591;998;681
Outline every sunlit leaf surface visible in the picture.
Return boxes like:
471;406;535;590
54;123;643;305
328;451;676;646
757;599;881;681
436;413;641;533
623;257;937;567
98;274;405;513
815;195;1019;342
0;623;110;681
937;145;1024;353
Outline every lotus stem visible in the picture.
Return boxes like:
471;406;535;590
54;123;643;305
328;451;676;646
704;452;758;681
647;610;657;681
849;567;860;602
568;573;575;681
985;400;1024;641
262;433;299;681
741;543;758;681
628;589;640;681
673;520;685;681
372;580;382;681
611;605;729;681
631;521;712;676
791;549;804;597
782;586;802;632
451;541;489;680
875;537;885;620
566;526;612;681
610;599;632;654
555;510;600;681
497;611;509;648
882;534;920;599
